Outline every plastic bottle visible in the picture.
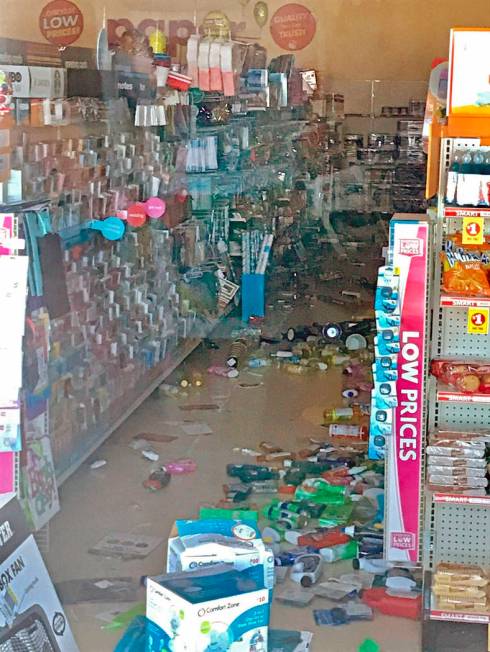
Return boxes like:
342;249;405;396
248;357;271;368
283;364;310;375
323;405;362;423
352;558;394;574
458;150;474;206
319;539;358;563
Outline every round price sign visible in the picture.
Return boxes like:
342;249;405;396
270;3;316;51
39;0;83;47
471;312;486;326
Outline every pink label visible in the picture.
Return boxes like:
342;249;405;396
145;197;166;219
0;451;15;493
0;213;14;255
390;531;416;550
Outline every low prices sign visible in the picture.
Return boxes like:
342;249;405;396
270;3;316;51
39;0;83;47
386;218;429;562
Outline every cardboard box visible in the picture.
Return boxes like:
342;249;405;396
0;497;79;651
147;565;269;652
167;519;275;592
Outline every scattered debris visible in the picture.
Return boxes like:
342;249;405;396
89;534;163;561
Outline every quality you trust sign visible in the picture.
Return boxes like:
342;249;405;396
39;0;84;47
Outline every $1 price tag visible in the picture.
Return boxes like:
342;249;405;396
462;216;484;245
467;307;489;335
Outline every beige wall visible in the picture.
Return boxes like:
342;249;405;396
1;0;490;81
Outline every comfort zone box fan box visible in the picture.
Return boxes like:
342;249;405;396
146;565;269;652
0;497;79;651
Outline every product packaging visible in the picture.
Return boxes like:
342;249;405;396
166;519;275;592
146;565;269;652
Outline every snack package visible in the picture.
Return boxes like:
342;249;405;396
426;444;485;458
429;430;490;443
430;360;490;393
427;465;487;477
428;474;488;488
441;253;490;297
427;455;488;468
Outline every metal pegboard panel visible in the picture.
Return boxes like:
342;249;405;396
439;307;490;359
433;400;490;432
432;502;490;566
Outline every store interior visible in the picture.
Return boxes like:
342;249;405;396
0;2;490;652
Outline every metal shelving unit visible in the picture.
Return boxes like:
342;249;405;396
423;137;490;632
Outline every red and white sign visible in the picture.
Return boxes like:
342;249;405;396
270;4;316;51
385;217;429;562
39;0;83;47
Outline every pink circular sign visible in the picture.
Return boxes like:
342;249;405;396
145;197;166;219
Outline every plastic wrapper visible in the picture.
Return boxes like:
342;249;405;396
428;484;487;495
441;256;490;297
435;563;489;588
427;455;487;468
433;584;487;600
430;360;490;394
426;445;485;458
427;464;487;477
436;596;488;610
429;430;490;443
428;474;488;488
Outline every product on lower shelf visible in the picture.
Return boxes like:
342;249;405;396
426;431;490;493
432;563;490;613
430;360;490;393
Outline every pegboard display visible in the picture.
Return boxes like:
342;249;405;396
432;502;490;566
436;306;490;359
423;136;490;584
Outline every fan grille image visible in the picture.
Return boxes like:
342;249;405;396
0;608;60;652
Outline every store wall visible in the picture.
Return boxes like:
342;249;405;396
1;0;490;81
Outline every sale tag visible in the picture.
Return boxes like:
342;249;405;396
467;307;489;334
462;216;484;245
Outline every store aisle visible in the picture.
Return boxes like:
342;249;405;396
44;329;421;652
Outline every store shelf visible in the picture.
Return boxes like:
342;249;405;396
429;608;490;624
55;306;235;487
436;386;490;404
55;336;202;486
444;206;490;219
434;493;490;506
440;294;490;308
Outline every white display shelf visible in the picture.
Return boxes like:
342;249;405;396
433;493;490;507
440;294;490;308
436;386;490;404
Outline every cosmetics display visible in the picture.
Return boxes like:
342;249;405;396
335;117;427;214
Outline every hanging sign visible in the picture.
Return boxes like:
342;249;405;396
462;216;484;245
270;3;316;51
39;0;84;48
467;307;489;335
385;217;430;563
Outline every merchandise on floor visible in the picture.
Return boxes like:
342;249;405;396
0;9;489;652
